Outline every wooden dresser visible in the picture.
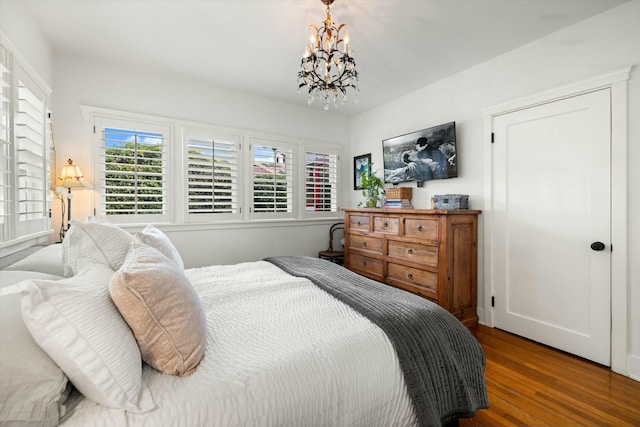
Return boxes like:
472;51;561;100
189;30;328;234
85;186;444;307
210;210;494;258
343;208;481;327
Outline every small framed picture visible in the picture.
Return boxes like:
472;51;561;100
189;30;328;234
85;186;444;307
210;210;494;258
354;153;371;190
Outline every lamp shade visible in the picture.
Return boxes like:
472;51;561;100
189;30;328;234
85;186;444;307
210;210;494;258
57;159;92;189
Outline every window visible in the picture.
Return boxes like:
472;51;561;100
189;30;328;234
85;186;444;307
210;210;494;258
251;139;294;219
16;71;48;226
304;149;338;216
94;117;170;224
185;127;241;221
0;38;51;245
86;107;342;226
0;46;11;241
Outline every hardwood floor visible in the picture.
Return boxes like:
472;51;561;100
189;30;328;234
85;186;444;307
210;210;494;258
459;325;640;426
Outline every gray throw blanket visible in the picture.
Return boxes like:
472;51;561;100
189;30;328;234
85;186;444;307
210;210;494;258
265;256;489;427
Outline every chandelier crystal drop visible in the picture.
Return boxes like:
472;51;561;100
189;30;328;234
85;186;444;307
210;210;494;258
297;0;359;111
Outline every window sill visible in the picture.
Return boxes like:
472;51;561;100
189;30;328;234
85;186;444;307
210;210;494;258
0;230;53;259
113;216;344;233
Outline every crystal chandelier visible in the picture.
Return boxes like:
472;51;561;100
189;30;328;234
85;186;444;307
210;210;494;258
297;0;359;110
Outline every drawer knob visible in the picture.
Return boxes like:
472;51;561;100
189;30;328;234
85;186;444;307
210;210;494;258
384;221;389;228
362;242;367;247
362;260;367;266
417;225;424;231
407;248;414;255
357;221;361;225
407;273;414;280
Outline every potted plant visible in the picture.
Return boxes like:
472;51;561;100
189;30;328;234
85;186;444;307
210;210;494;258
358;163;385;208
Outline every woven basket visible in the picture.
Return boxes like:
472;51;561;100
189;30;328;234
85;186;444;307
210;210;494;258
385;187;412;200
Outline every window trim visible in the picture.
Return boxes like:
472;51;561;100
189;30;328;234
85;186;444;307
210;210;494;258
183;125;243;223
300;144;340;219
248;137;296;221
81;105;343;226
91;114;174;225
0;32;52;251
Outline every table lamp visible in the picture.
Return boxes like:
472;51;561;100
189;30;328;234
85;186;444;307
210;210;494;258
56;159;92;238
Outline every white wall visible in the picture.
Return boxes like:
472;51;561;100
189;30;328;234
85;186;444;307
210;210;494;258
0;0;53;87
349;1;640;377
52;55;351;266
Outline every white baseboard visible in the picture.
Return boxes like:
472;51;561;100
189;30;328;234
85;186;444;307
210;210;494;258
628;354;640;382
474;309;640;383
476;307;485;326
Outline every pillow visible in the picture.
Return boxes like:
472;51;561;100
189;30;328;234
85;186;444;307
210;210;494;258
17;261;154;412
3;245;64;277
62;219;136;276
0;272;68;427
110;242;206;376
135;224;184;270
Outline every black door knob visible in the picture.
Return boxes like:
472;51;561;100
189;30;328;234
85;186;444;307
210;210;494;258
590;241;606;251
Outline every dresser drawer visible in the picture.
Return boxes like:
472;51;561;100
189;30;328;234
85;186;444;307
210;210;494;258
373;216;400;234
387;263;437;295
348;253;383;276
349;234;383;254
404;218;438;241
343;208;479;327
388;240;438;267
348;214;370;231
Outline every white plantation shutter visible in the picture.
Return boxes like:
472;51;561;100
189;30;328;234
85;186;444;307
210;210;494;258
96;117;170;224
251;140;294;218
0;38;51;245
84;106;343;227
15;65;49;236
304;150;338;215
0;47;11;240
47;107;54;192
185;128;241;221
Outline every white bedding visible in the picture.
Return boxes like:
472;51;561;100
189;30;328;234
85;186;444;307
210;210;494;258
60;260;417;426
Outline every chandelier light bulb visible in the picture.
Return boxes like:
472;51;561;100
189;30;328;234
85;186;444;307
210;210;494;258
297;0;359;110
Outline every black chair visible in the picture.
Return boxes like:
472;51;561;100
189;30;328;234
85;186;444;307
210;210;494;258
318;222;345;264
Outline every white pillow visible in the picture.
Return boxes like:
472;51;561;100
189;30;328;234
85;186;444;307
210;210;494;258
0;271;68;427
17;261;154;413
62;219;136;276
135;224;184;270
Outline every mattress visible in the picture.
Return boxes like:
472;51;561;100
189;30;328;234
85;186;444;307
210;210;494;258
60;260;418;426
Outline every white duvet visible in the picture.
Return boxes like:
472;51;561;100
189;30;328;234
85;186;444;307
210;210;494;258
61;261;418;427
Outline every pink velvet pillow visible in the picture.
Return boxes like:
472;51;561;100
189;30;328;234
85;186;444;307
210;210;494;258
109;242;206;376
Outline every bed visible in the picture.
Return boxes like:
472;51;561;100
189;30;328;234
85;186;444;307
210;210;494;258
0;219;488;427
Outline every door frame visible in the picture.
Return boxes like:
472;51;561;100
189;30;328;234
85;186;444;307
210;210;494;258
481;66;630;376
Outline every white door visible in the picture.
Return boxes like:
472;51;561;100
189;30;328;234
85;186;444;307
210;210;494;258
492;88;611;366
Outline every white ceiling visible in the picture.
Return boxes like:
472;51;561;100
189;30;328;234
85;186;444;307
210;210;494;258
24;0;627;116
